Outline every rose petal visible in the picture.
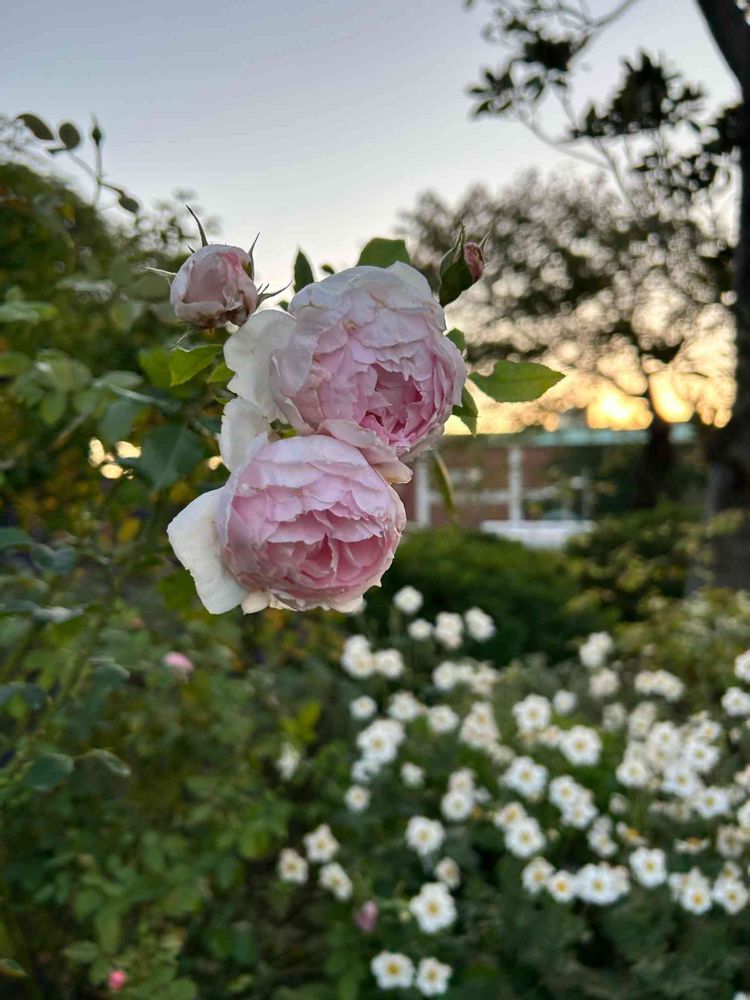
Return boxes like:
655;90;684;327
167;489;247;613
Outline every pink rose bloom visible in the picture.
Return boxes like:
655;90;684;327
353;900;379;933
162;651;194;677
250;263;464;471
167;434;405;614
170;244;258;328
108;970;127;991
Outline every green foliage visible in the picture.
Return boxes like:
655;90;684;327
470;359;564;403
356;237;410;268
365;528;608;663
293;250;315;292
566;503;713;620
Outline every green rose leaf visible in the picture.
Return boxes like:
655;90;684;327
452;385;479;435
99;399;145;445
83;748;131;778
22;752;75;792
293;250;315;292
169;345;221;386
0;301;57;324
17;113;55;141
58;122;82;150
0;527;34;550
206;361;233;384
470;360;564;403
446;328;466;352
138;346;172;388
0;352;33;375
0;958;27;979
357;238;410;269
135;425;205;490
118;193;140;215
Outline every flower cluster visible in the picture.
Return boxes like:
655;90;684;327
166;246;465;614
275;589;750;993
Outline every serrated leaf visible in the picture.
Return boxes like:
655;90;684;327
293;250;314;292
431;452;456;518
22;752;75;792
470;360;564;402
169;345;221;386
58;122;82;150
452;385;478;435
357;238;410;268
135;425;204;490
206;361;233;384
18;113;55;140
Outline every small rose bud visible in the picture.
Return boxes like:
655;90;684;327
463;242;484;283
353;900;378;933
108;970;128;991
170;244;259;328
162;651;194;677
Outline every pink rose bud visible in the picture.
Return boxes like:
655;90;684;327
108;970;127;991
170;244;258;328
353;900;378;933
267;263;465;469
463;242;484;283
162;651;194;676
167;434;406;614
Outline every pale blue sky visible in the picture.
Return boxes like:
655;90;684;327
5;0;739;287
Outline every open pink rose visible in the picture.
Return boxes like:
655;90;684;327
170;244;258;328
167;434;405;614
266;263;465;468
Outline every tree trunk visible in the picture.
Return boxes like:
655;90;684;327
695;0;750;587
633;398;674;509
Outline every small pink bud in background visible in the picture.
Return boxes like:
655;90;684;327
463;242;484;283
163;651;194;678
108;970;127;991
170;244;259;328
353;900;378;933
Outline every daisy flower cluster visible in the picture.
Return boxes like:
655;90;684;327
276;588;750;994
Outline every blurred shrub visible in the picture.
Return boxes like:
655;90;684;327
565;503;733;620
366;527;609;664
